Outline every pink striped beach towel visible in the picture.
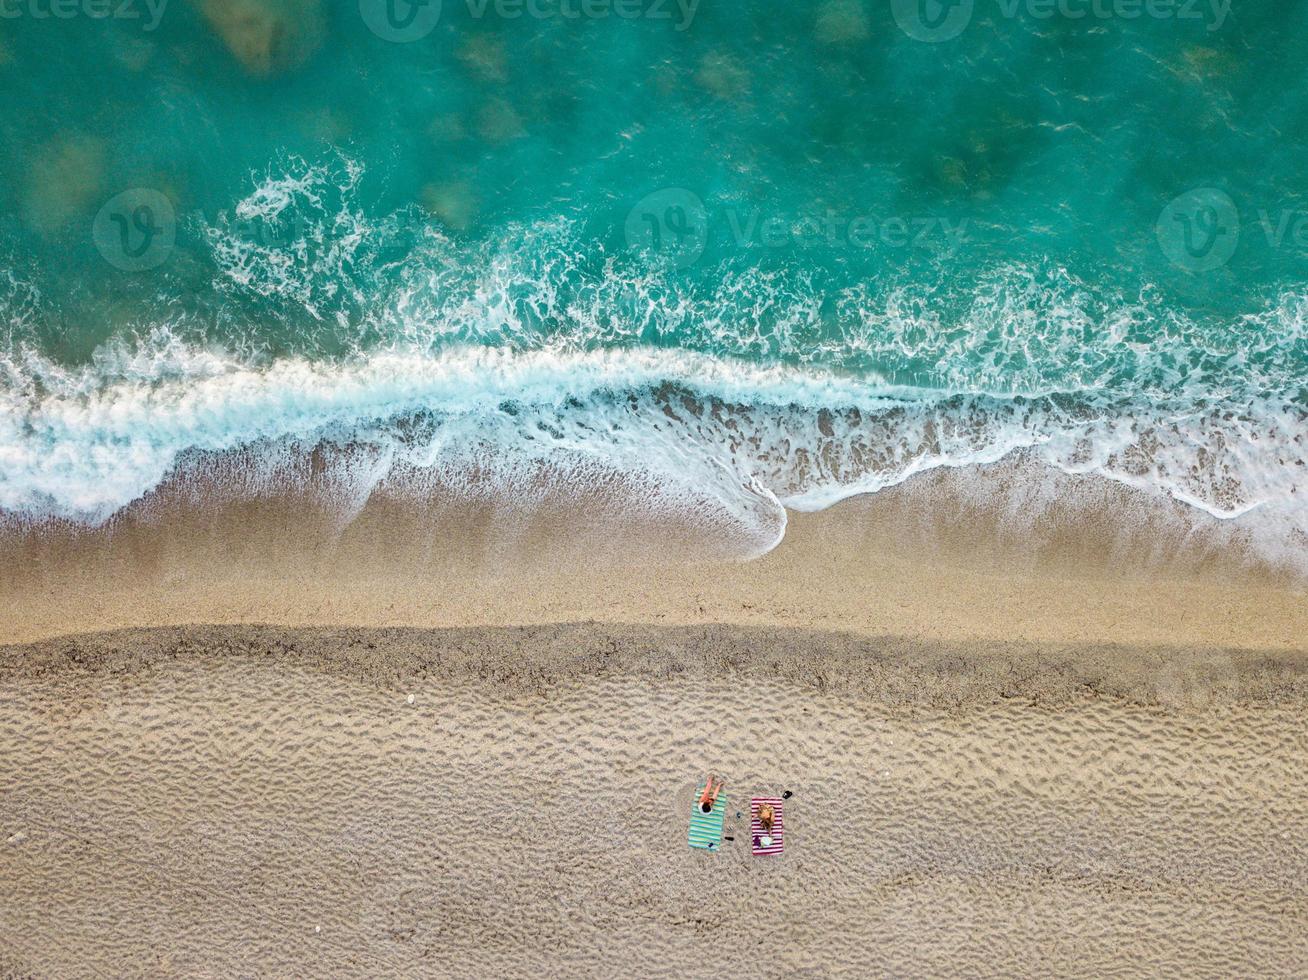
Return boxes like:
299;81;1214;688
750;797;784;856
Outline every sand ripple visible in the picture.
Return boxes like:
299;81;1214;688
1;625;1305;977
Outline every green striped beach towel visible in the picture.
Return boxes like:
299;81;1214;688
688;785;727;850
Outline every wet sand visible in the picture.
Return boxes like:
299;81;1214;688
2;462;1305;651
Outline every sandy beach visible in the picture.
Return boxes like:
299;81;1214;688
6;0;1308;974
2;623;1306;978
3;461;1305;651
1;465;1306;977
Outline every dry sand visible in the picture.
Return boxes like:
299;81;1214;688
1;624;1306;978
1;464;1306;976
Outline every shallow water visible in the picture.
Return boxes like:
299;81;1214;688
0;1;1305;566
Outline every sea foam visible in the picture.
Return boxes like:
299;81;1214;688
1;333;1305;571
2;159;1306;572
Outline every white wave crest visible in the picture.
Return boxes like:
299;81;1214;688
1;338;1305;571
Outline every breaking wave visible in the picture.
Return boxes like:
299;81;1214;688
2;157;1306;571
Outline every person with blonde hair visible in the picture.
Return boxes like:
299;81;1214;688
751;796;784;854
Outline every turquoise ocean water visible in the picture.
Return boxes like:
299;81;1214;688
0;0;1305;563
